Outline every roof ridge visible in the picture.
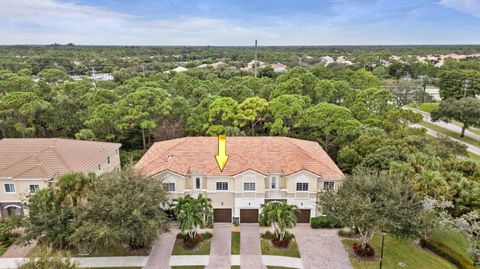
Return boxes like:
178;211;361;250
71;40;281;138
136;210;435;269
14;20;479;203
40;143;73;171
138;137;187;170
281;137;338;174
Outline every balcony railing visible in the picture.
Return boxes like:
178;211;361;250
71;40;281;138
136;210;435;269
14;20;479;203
265;189;287;199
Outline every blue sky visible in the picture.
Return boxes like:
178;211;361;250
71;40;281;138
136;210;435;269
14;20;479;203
0;0;479;45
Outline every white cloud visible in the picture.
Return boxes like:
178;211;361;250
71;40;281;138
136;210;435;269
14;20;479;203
440;0;480;17
0;0;255;44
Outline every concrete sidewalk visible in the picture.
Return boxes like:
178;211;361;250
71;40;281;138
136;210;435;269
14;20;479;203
0;256;147;269
1;240;37;258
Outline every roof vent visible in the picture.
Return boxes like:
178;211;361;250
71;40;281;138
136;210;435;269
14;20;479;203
167;155;174;161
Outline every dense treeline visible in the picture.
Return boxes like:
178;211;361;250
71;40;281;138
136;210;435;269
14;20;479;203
0;46;479;216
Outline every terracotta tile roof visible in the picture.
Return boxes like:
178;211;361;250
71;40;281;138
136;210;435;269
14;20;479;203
0;138;121;179
135;137;344;179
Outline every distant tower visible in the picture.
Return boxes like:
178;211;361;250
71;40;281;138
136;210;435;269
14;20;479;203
254;39;258;78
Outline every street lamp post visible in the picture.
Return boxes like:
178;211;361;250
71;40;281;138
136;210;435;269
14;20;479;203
380;232;386;269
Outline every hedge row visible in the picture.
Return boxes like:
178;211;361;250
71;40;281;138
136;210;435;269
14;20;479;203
420;239;475;269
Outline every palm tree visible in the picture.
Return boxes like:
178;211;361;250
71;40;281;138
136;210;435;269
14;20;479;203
259;201;299;241
171;195;212;239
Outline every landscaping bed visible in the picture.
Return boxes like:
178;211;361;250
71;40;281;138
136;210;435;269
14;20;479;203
342;234;456;269
260;231;300;258
171;233;212;255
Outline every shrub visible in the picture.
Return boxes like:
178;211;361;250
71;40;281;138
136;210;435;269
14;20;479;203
420;239;475;269
183;234;202;249
271;237;290;248
201;232;213;240
176;233;184;239
261;231;274;240
352;242;375;257
310;216;341;228
18;248;77;269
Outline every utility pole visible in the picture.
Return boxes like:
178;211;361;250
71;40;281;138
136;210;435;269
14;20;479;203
141;65;145;77
254;39;258;78
463;79;470;98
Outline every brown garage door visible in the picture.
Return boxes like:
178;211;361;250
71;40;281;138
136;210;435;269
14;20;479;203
296;209;311;223
240;209;259;223
214;209;232;223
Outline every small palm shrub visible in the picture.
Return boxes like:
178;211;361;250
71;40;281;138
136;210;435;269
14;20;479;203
352;242;375;257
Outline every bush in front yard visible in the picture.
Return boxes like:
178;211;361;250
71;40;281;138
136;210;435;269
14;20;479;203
263;231;294;248
420;239;475;269
310;216;340;228
352;242;375;257
183;234;202;249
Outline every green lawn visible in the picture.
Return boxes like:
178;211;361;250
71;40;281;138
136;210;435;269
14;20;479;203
468;152;480;163
231;266;240;269
260;239;300;258
171;238;211;255
432;229;479;268
28;244;147;257
414;103;439;113
231;232;240;255
0;246;7;256
342;234;456;269
418;121;480;147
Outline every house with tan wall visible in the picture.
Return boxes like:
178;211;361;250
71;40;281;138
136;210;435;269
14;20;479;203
135;136;344;224
0;138;121;217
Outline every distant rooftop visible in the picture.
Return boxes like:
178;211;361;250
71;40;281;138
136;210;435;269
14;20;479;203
0;138;121;179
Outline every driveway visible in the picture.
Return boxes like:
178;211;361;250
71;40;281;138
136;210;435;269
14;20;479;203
240;224;266;269
294;225;352;269
144;225;178;269
206;224;231;269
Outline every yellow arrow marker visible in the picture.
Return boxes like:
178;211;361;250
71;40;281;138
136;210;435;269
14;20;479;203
215;134;229;172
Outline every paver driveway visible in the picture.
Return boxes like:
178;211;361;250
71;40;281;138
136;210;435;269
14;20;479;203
294;225;352;269
240;224;266;269
206;224;231;269
144;225;178;269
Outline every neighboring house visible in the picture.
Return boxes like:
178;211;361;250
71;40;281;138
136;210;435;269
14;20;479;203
0;138;121;217
320;56;335;66
135;136;344;224
245;60;266;70
92;73;114;81
164;66;188;74
271;63;287;73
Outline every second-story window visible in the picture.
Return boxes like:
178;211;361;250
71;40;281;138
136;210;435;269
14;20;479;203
323;181;335;191
29;184;40;193
98;164;101;171
244;182;255;191
107;156;111;164
164;182;175;192
216;182;228;191
296;182;309;191
195;177;201;189
4;183;15;193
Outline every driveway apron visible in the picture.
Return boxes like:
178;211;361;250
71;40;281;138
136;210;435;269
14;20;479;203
144;225;178;269
294;225;352;269
205;223;231;269
240;224;266;269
